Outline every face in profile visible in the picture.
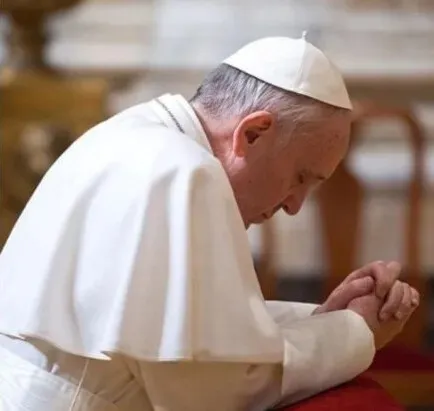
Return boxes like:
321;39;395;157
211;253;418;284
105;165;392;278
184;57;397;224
226;111;351;227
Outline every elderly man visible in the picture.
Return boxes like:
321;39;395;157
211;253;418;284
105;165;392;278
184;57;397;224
0;36;418;410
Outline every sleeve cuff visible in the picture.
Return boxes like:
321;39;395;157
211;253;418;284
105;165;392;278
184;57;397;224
279;308;375;405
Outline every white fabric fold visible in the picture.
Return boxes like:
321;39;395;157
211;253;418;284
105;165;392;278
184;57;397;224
0;346;119;411
0;95;283;363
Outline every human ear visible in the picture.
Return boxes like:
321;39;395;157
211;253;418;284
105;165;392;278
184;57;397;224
232;111;275;157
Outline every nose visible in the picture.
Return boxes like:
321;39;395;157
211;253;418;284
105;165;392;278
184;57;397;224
281;193;306;216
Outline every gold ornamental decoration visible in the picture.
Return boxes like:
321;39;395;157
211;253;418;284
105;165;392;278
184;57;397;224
1;0;84;76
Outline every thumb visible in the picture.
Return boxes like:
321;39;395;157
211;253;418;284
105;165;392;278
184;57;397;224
325;276;375;312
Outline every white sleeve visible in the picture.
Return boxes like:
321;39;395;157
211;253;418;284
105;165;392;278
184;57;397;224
277;309;375;406
265;302;375;405
125;309;374;411
125;360;282;411
266;300;319;323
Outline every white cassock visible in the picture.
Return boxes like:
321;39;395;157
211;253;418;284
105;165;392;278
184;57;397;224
0;94;374;411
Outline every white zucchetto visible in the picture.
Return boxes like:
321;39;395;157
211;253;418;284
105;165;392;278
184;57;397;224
223;35;352;110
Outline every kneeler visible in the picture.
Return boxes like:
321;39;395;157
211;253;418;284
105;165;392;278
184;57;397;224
316;103;434;407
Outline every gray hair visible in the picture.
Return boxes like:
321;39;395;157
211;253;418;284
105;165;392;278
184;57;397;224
190;64;348;142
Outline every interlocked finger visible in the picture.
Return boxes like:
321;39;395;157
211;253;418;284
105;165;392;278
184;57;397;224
379;280;404;321
394;282;413;320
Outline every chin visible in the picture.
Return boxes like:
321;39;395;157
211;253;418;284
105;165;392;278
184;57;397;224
249;216;266;226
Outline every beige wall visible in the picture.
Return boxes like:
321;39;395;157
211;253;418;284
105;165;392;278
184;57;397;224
2;0;434;74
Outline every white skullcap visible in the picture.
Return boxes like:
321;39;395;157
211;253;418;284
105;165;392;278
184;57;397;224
223;34;352;110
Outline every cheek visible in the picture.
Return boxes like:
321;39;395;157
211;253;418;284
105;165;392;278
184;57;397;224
241;161;289;209
259;174;288;206
239;173;274;209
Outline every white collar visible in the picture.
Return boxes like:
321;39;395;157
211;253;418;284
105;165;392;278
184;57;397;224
150;94;213;153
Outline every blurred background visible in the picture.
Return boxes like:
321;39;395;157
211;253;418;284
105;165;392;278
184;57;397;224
1;0;434;408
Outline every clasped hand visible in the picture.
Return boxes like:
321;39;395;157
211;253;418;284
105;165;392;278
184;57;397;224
313;261;420;350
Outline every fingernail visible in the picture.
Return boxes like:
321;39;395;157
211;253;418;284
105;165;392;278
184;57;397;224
411;298;419;306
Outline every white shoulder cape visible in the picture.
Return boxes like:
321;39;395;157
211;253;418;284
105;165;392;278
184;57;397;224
0;98;284;363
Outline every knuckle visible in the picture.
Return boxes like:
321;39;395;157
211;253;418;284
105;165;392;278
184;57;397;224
348;281;360;292
402;301;412;311
389;301;402;311
373;260;385;268
360;277;374;290
383;305;394;314
392;261;402;274
395;281;405;292
374;261;386;271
